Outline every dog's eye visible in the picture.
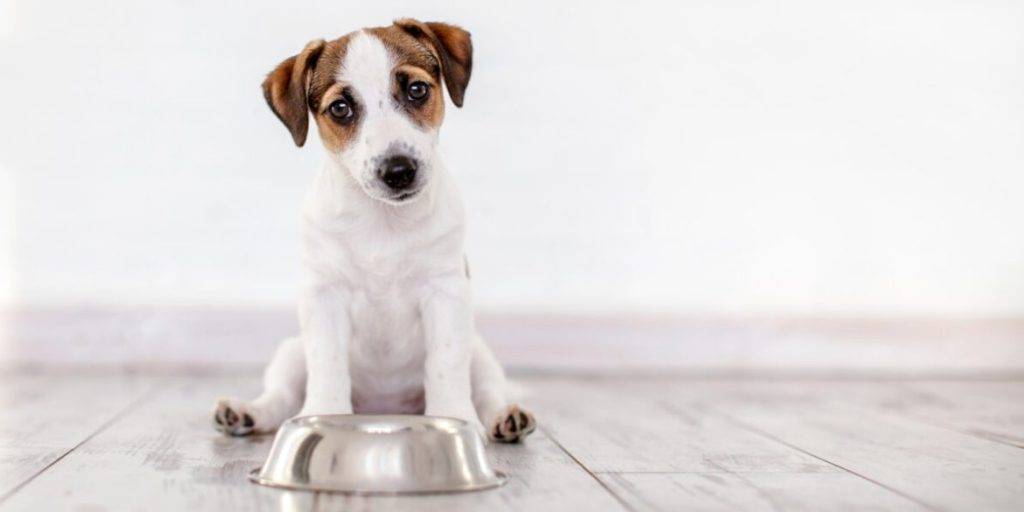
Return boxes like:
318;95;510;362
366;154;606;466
407;81;429;102
328;100;353;120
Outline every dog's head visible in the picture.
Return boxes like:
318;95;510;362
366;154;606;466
263;19;472;204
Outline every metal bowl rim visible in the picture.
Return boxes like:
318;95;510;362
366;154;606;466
286;413;471;433
248;467;507;495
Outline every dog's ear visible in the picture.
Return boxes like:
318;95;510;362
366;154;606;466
394;19;473;107
262;39;325;147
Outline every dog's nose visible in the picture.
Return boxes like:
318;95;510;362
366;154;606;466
378;155;418;191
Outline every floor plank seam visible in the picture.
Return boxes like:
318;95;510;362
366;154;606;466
696;404;944;512
841;400;1024;452
882;411;1024;452
539;427;637;512
696;455;792;512
0;379;166;506
964;430;1024;450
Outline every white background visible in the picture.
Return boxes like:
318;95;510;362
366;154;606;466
1;0;1022;316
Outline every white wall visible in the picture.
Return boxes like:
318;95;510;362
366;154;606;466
1;0;1022;316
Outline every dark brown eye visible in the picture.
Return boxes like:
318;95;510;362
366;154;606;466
328;99;353;120
407;81;429;101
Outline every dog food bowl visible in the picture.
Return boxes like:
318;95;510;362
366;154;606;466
249;414;506;494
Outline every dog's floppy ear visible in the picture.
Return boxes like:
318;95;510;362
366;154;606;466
394;19;473;107
262;39;325;147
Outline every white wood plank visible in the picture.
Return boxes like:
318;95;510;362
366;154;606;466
895;381;1024;447
0;372;154;502
1;376;313;511
602;472;928;512
690;380;1024;511
681;379;1024;447
528;378;851;474
527;378;931;509
312;428;628;512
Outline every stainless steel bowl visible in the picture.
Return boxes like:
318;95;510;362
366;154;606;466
249;415;506;494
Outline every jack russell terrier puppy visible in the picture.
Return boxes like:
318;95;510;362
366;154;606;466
212;19;536;443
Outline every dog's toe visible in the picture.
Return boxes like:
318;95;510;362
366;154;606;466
490;404;536;443
213;398;256;437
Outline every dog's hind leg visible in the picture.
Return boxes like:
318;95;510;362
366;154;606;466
213;336;306;436
470;335;536;443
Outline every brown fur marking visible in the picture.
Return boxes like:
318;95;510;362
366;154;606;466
262;39;325;147
393;19;472;107
262;19;473;150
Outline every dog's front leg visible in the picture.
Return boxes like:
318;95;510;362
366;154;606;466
298;289;353;416
421;278;484;435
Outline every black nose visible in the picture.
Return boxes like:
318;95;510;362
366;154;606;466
378;155;418;191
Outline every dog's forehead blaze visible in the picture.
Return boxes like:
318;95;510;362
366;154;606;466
366;26;445;130
368;26;441;79
309;29;440;111
308;28;445;152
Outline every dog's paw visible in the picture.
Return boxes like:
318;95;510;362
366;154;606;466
490;404;536;443
213;398;257;437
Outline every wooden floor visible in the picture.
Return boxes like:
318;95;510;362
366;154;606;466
0;371;1021;511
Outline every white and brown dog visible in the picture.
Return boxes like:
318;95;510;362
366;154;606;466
212;19;534;443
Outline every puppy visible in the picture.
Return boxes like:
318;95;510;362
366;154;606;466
213;19;535;443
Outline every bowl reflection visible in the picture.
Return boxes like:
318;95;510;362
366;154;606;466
250;414;505;494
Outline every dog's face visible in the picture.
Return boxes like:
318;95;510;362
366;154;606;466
263;20;472;204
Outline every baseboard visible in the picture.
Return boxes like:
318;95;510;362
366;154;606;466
1;307;1022;375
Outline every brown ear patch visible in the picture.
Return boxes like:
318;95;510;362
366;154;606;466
393;19;473;107
262;39;325;147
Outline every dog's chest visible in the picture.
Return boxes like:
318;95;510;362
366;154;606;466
334;231;441;414
346;286;427;413
347;284;424;362
302;193;464;414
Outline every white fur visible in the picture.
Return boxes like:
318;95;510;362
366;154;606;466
214;31;532;441
332;32;438;205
